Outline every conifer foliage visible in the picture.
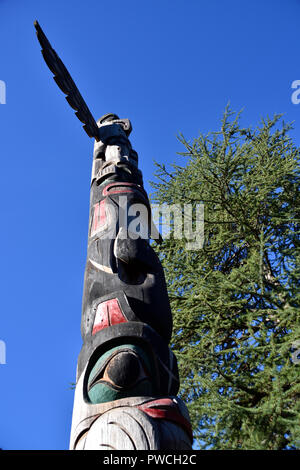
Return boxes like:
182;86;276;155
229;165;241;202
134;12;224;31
151;109;300;449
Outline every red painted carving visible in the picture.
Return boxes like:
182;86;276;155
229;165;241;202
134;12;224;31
92;298;127;335
102;182;147;199
91;200;106;236
137;398;193;442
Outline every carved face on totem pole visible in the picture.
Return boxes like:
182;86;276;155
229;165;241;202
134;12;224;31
34;21;193;450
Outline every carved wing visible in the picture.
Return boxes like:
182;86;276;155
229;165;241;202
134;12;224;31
34;20;100;141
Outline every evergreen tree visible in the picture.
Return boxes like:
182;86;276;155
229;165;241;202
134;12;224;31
151;108;300;450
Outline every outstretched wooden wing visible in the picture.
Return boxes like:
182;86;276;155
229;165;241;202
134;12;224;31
34;20;100;141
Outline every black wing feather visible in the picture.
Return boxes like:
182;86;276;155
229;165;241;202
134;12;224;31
34;20;100;141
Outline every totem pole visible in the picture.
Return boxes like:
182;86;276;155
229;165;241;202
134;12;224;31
34;21;193;450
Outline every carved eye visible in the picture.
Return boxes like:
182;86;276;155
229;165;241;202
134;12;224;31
86;344;156;404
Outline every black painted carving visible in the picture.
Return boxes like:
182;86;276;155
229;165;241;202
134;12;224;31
34;20;100;140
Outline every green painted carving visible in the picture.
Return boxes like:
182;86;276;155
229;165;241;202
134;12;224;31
87;344;156;404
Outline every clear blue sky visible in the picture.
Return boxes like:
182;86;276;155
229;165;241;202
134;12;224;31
0;0;300;450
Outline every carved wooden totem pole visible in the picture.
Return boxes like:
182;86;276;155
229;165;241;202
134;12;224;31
34;21;193;450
